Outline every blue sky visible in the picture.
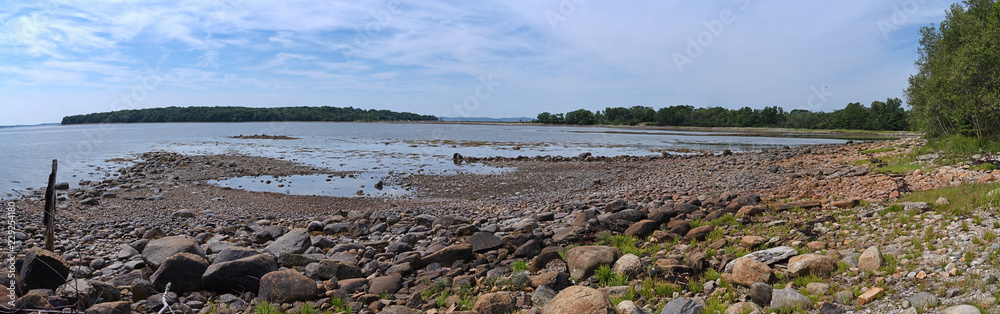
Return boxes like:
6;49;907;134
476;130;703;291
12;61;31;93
0;0;955;125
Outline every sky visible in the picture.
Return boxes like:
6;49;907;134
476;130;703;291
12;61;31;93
0;0;957;125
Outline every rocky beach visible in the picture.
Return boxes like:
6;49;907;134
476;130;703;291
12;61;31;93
5;138;1000;314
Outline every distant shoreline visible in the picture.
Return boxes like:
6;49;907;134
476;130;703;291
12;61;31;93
45;120;919;140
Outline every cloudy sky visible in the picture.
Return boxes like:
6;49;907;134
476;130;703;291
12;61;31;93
0;0;955;125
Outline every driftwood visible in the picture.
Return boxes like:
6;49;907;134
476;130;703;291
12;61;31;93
43;159;57;251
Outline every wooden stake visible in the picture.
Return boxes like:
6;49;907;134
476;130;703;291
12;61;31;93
43;159;57;251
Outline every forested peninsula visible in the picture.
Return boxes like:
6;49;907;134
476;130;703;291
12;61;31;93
60;106;439;124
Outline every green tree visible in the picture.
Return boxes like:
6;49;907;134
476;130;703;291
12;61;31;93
565;109;596;125
906;0;1000;138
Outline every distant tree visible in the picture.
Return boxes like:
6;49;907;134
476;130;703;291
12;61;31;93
61;106;438;124
564;109;596;125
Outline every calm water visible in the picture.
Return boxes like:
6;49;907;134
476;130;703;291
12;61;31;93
0;122;849;198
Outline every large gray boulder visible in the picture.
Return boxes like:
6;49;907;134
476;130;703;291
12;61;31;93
770;288;812;312
565;246;622;281
150;253;209;293
258;269;317;303
660;297;703;314
141;236;206;270
20;248;71;291
202;254;278;293
264;228;311;255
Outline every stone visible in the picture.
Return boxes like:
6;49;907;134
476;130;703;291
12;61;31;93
530;246;564;272
472;292;518;314
616;300;648;314
531;285;558;309
770;288;812;311
513;240;542;258
259;269;317;303
857;287;884;305
172;209;195;218
150;253;209;293
15;293;53;310
141;236;206;270
129;279;157;302
805;282;830;295
337;278;367;294
56;279;100;308
115;246;140;260
660;297;703;314
54;182;69;190
316;259;363;281
732;258;772;287
749;282;773;308
215;246;261;263
723;246;797;273
605;200;628;212
565;246;622;281
831;199;860;209
806;241;827;251
264;228;311;255
817;302;848;314
381;305;417;314
940;305;981;314
613;254;643;279
898;202;931;211
20;248;71;291
84;301;131;314
543;286;614;314
202;254;278;293
530;271;570;291
685;251;707;272
467;232;503;253
857;246;884;272
552;226;584;242
935;197;950;206
834;290;854;305
624;220;659;237
385;242;413;254
368;275;402;295
908;291;938;310
740;236;765;248
685;225;714;240
725;302;763;314
422;243;473;267
736;205;766;218
786;254;837;277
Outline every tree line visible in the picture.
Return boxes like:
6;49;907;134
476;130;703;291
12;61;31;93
61;106;439;124
534;98;909;131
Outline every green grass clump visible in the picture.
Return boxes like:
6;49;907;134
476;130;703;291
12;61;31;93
253;301;280;314
510;260;529;273
879;204;904;216
710;213;738;226
793;274;824;288
924;135;1000;165
971;163;997;171
593;264;628;286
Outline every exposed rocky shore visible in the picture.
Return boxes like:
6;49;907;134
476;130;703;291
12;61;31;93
4;139;1000;313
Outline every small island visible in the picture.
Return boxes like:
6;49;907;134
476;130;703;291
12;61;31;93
227;134;300;140
60;106;438;125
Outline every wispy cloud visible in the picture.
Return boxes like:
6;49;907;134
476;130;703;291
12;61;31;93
0;0;956;125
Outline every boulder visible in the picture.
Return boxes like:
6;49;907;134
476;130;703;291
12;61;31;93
263;228;311;255
316;259;363;281
381;305;417;314
202;254;278;293
259;269;317;303
530;272;570;291
731;257;772;287
685;225;714;240
531;246;564;272
472;292;518;314
787;254;837;277
940;305;982;314
467;232;503;253
624;220;659;238
724;246;798;273
660;297;703;314
56;279;100;308
368;275;402;295
150;253;209;293
612;254;643;279
84;301;131;314
770;288;812;311
616;300;649;314
141;236;206;270
543;286;614;314
749;282;773;308
565;246;622;280
857;246;884;272
20;248;71;291
215;246;261;263
14;293;53;310
908;292;938;310
805;282;830;295
725;302;763;314
422;243;473;267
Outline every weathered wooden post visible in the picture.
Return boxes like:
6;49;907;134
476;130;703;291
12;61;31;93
43;159;57;251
